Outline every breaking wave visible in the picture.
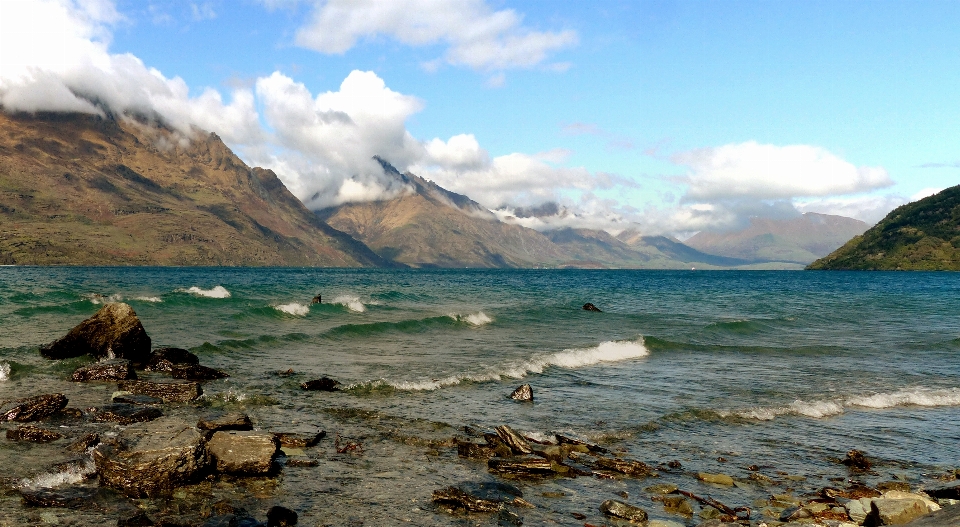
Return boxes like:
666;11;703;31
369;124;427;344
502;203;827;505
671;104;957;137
134;296;163;303
448;312;493;326
723;387;960;421
0;362;10;381
181;286;231;298
274;302;310;317
331;295;366;312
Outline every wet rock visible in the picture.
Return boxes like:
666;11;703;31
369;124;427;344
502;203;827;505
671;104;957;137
93;417;208;498
203;512;264;527
496;425;533;455
198;413;253;433
555;433;608;453
582;303;602;312
144;347;199;372
300;377;341;391
698;472;734;486
40;303;151;363
7;424;63;442
72;358;137;381
878;481;912;493
646;483;679;494
311;294;322;304
171;363;228;381
661;495;694;515
497;508;522;526
433;487;502;512
866;498;928;525
59;407;84;419
274;430;325;448
66;432;100;453
823;484;881;500
206;431;278;475
926;483;960;501
92;403;163;424
267;506;298;527
600;499;648;522
843;449;872;470
903;503;960;526
457;439;496;459
284;458;318;467
113;392;163;405
780;506;813;521
19;486;97;508
488;457;558;478
0;393;68;422
510;384;533;401
118;380;202;403
117;512;157;526
593;457;654;477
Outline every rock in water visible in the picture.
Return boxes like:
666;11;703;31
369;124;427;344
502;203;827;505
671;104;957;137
866;498;929;525
600;500;648;522
206;431;278;475
93;417;207;498
510;384;533;401
144;347;199;372
171;363;229;380
118;380;202;402
19;487;98;508
843;449;872;470
582;303;602;312
0;393;68;422
6;424;63;442
495;425;533;455
198;413;254;433
267;506;299;526
300;377;341;391
274;431;326;448
71;358;137;381
40;303;151;363
433;486;503;512
91;403;163;424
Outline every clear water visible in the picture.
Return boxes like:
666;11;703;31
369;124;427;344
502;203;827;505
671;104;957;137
0;267;958;525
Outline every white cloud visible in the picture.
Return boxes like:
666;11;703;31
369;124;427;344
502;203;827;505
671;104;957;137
290;0;578;71
674;141;893;201
911;187;943;201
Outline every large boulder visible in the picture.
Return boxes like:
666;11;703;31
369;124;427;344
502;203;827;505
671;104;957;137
0;393;68;422
72;358;136;381
118;380;202;402
40;303;151;363
206;431;278;475
93;417;208;498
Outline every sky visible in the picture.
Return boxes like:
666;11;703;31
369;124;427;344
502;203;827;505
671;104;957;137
0;0;957;236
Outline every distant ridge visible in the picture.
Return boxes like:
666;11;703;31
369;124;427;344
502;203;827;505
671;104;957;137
808;185;960;270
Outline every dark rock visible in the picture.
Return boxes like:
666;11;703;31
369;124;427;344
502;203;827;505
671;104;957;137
600;499;647;522
58;407;85;419
267;506;298;527
72;358;137;381
300;377;340;391
117;512;156;526
171;363;228;381
842;449;871;470
92;403;163;424
495;425;532;455
118;380;202;402
433;487;502;512
780;506;813;522
113;393;164;405
311;294;321;304
510;384;533;401
284;458;318;467
203;513;264;527
582;303;602;312
497;508;522;526
488;456;559;478
877;481;912;492
40;303;151;363
593;456;654;477
902;503;960;526
554;433;608;454
197;413;253;433
274;430;325;448
66;432;101;453
821;484;880;499
93;417;208;498
926;483;960;500
667;460;682;469
0;393;68;422
7;424;63;442
457;439;496;460
19;486;97;508
144;347;199;372
206;431;278;475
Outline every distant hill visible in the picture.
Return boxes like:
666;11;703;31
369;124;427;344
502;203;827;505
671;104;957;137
685;213;869;264
0;111;394;266
808;186;960;270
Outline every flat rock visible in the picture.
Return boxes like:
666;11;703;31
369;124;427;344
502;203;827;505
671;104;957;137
274;431;325;448
144;347;199;372
197;413;253;432
6;424;63;442
495;425;532;455
600;499;648;522
93;417;207;498
72;358;137;381
171;363;228;381
300;377;340;391
92;403;163;424
698;472;735;486
207;431;278;475
510;384;533;401
866;498;928;525
19;486;98;508
118;380;202;402
488;456;560;478
0;393;68;422
40;303;151;363
112;392;163;405
594;456;654;477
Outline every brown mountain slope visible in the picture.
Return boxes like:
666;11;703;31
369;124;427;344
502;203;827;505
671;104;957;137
0;111;393;266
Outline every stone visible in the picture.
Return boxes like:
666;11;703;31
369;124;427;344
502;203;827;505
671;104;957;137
433;481;522;513
300;377;341;391
274;430;325;448
594;456;654;477
662;495;694;515
555;433;608;453
510;384;533;401
92;403;163;424
93;417;208;498
6;424;63;442
40;303;151;363
112;392;163;405
582;303;602;312
646;483;679;494
648;521;686;527
881;490;940;513
66;432;100;453
780;506;813;522
866;498;928;525
927;483;960;501
117;512;157;526
488;457;559;477
698;472;734;486
843;449;871;470
19;486;97;508
267;506;298;527
171;363;228;381
197;413;253;432
903;503;960;526
206;431;278;475
496;425;533;455
72;358;137;381
433;487;503;512
144;347;199;372
600;499;647;522
0;393;68;422
118;380;202;402
878;481;912;493
458;439;496;459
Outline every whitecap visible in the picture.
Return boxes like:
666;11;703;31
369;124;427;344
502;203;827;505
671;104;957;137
86;293;123;304
449;311;493;326
332;295;366;312
133;296;162;303
847;387;960;409
181;286;231;298
0;362;10;381
274;302;310;317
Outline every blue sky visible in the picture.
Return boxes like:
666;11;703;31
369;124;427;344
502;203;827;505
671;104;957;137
2;0;957;233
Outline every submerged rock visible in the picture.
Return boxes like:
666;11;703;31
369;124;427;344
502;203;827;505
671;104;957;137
92;403;163;424
300;377;341;391
267;506;298;526
93;417;208;498
19;486;98;508
457;439;496;460
698;472;735;486
206;431;278;475
112;392;164;405
144;347;199;372
171;363;229;381
197;413;253;433
40;303;151;363
274;431;325;448
0;393;68;422
600;499;648;522
118;380;202;402
582;303;602;312
488;456;559;478
72;358;137;381
510;384;533;401
6;424;63;442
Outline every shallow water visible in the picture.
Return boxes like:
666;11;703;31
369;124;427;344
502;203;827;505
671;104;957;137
0;267;958;525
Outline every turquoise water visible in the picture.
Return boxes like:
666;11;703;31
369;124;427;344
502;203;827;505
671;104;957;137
0;267;958;525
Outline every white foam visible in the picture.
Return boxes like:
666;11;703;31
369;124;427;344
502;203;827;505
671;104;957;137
86;293;123;304
0;362;10;381
134;296;162;303
18;458;95;489
332;295;366;312
847;388;960;409
449;312;493;326
275;302;310;316
725;388;960;422
182;286;231;298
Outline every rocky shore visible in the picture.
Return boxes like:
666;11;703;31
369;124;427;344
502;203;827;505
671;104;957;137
5;302;960;526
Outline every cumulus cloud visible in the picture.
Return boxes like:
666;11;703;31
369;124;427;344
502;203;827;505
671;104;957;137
290;0;578;71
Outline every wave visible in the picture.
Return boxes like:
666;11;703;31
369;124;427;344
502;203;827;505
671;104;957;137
274;302;310;317
133;296;162;303
180;286;231;298
448;311;493;327
0;362;10;381
723;387;960;422
86;293;124;305
331;295;365;312
18;458;95;489
847;387;960;409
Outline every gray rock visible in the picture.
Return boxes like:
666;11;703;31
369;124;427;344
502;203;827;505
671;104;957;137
144;347;199;372
600;499;648;522
780;506;813;522
197;413;253;433
72;358;137;381
117;380;202;402
93;417;208;498
0;393;68;422
495;425;532;455
206;431;278;475
6;424;63;442
927;484;960;501
510;384;533;401
40;303;151;363
171;363;228;381
92;403;163;425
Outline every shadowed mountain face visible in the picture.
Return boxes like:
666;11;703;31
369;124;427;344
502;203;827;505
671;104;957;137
808;185;960;270
684;213;869;264
0;111;393;266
